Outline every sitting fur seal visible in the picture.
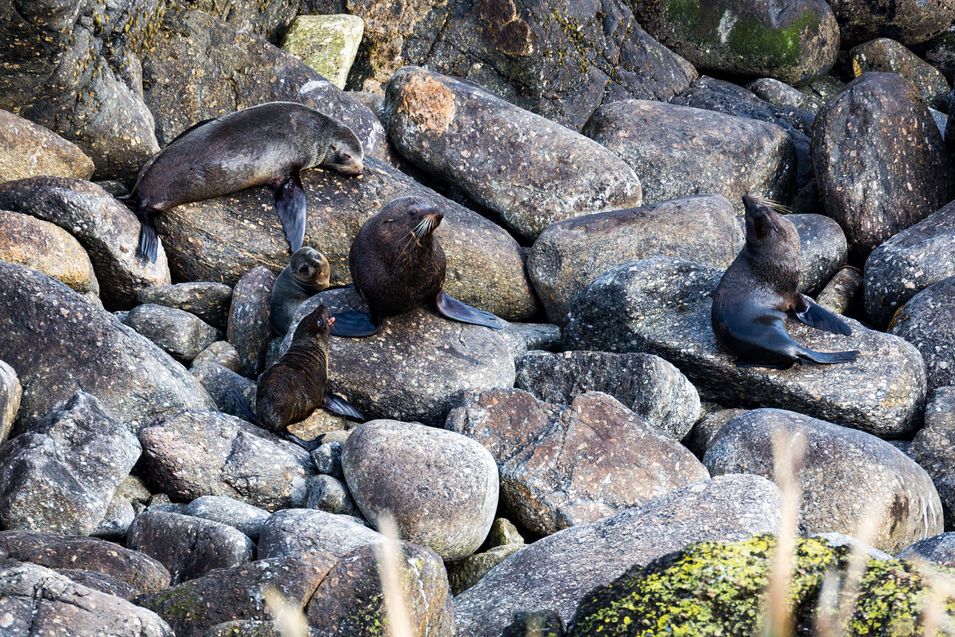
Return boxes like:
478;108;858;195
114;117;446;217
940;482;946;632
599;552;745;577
126;102;364;262
330;196;505;337
270;247;331;336
711;194;859;369
254;304;362;450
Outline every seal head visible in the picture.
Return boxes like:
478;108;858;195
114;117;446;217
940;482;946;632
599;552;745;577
270;247;332;336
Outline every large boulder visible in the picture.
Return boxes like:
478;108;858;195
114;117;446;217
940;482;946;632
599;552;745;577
864;200;955;327
0;262;213;432
791;213;848;294
890;278;955;391
514;351;701;439
527;195;743;322
0;109;94;182
631;0;839;84
154;157;537;321
384;66;643;241
257;509;382;558
123;304;221;363
283;289;515;426
343;420;498;559
227;266;275;378
447;390;709;535
850;38;951;110
138;411;314;510
190;0;298;40
453;474;781;636
0;177;171;309
705;408;943;553
563;258;927;437
813;72;955;260
909;387;955;528
827;0;955;45
583;100;794;210
0;360;21;442
0;392;140;535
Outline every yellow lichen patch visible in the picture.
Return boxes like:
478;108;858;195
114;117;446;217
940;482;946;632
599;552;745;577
398;72;456;135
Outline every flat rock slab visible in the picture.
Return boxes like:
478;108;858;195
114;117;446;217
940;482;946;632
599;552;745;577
453;474;781;636
155;157;536;321
0;262;214;432
257;509;381;559
384;66;643;241
139;410;314;511
704;408;943;553
583;100;794;209
514;351;701;439
0;177;171;309
527;195;743;322
447;390;709;535
864;200;955;327
563;258;927;437
343;420;498;559
890;278;955;390
813;72;955;260
0;108;94;182
284;289;515;426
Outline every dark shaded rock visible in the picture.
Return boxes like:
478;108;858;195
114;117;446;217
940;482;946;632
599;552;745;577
92;494;136;538
137;282;233;331
257;509;380;559
284;289;515;426
186;496;271;541
192;341;242;372
912;25;955;83
0;561;173;636
155;157;537;321
502;611;565;637
0;109;95;182
204;621;283;637
0;392;140;535
0;360;21;443
141;8;387;156
633;0;838;84
446;390;709;535
817;265;864;315
499;322;562;358
583;100;794;210
453;474;780;635
0;177;171;309
0;530;169;597
190;361;257;420
343;420;498;558
909;386;955;528
890;277;955;390
0;262;213;432
515;351;700;439
311;440;344;478
705;408;943;553
305;475;359;515
123;304;221;363
228;266;275;378
384;66;643;241
138;410;313;510
562;258;927;437
747;77;821;113
790;213;848;294
448;543;524;595
190;0;298;40
126;510;254;584
827;0;955;46
864;199;955;327
851;38;951;110
685;407;748;457
527;195;743;322
0;1;160;178
813;72;955;260
899;532;955;566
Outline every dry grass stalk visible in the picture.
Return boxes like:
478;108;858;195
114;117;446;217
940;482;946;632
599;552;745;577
264;586;309;637
376;511;415;637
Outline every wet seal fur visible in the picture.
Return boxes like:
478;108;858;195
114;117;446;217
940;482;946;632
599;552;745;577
270;247;331;336
330;195;505;337
254;304;361;450
711;195;859;369
126;101;364;262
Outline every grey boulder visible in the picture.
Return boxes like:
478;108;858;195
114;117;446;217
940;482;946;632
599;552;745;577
123;304;221;363
890;277;955;390
185;495;271;541
0;360;20;442
909;387;955;528
137;282;233;331
257;508;381;559
899;532;955;566
791;213;848;294
228;266;276;378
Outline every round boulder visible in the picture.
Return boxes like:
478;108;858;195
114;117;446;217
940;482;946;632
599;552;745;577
889;277;955;390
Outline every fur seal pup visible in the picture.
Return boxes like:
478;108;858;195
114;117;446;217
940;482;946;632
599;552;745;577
270;247;331;336
711;194;859;369
330;196;505;337
126;102;364;262
254;304;362;450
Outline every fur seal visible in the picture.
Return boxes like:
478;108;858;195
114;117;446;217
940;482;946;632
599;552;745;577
330;196;505;337
127;102;364;262
711;194;859;369
270;247;331;336
255;304;361;449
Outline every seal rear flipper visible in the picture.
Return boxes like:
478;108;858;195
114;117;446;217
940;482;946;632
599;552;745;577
435;291;505;330
324;394;364;420
798;348;860;365
794;294;852;336
284;432;323;452
272;173;307;253
330;309;382;337
137;219;160;263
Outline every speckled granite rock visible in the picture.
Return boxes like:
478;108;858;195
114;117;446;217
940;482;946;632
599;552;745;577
383;66;643;241
257;508;380;558
227;267;275;378
909;387;955;527
0;360;21;443
563;258;927;437
0;109;94;182
899;532;955;566
137;282;233;331
191;341;242;372
851;38;951;110
186;496;271;541
890;278;955;390
790;213;847;294
123;304;221;363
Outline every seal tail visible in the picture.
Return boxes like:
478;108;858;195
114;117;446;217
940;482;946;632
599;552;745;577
798;348;859;365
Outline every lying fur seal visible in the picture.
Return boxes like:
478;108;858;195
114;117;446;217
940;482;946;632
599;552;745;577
270;247;330;336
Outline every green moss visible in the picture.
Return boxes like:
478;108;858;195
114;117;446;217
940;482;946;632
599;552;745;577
725;12;818;68
569;535;955;636
144;585;205;624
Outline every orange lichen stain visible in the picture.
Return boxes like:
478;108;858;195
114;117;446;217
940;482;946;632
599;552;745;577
398;72;456;135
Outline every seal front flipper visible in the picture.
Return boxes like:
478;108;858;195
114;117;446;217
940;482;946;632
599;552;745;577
794;294;852;336
330;309;382;337
324;394;364;420
798;347;860;365
272;173;307;252
435;291;505;330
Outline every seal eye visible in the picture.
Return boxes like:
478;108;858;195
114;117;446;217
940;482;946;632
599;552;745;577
383;218;395;224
